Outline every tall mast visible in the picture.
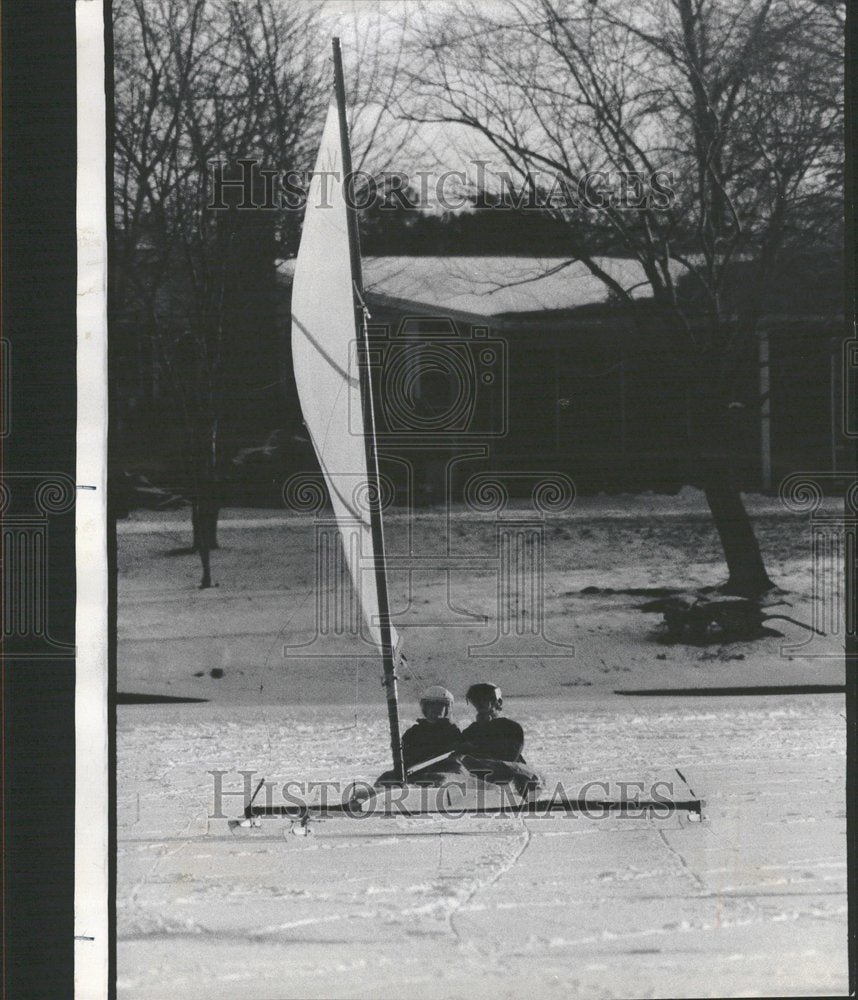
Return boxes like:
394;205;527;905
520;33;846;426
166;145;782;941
332;38;405;783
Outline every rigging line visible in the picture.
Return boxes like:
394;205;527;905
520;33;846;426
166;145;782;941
330;658;361;733
291;313;360;387
293;384;354;506
256;585;363;754
350;658;360;790
243;376;288;394
257;584;316;695
312;440;373;529
674;766;697;799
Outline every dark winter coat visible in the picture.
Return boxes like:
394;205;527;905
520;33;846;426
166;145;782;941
458;718;525;763
401;719;462;772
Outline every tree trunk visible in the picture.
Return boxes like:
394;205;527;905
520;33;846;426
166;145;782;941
209;510;219;550
198;531;212;590
194;488;220;589
191;495;220;552
191;500;202;552
703;474;774;598
687;354;776;599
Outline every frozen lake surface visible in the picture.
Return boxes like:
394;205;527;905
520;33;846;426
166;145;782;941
117;694;847;999
116;498;848;997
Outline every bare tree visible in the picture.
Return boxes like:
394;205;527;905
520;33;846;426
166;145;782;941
394;0;842;596
112;0;326;586
335;4;420;176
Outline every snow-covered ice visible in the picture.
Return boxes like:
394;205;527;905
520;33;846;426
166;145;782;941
117;697;846;999
117;496;848;998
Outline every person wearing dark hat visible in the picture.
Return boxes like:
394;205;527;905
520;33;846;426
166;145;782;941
457;683;542;797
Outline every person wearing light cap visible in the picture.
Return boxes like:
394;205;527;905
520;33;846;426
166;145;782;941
401;686;462;777
375;686;463;786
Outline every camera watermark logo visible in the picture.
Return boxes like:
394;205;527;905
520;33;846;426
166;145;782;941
352;319;507;439
463;472;575;657
1;473;76;658
1;339;10;438
843;338;858;437
281;464;575;659
778;472;856;657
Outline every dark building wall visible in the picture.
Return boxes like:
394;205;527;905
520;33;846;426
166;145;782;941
769;323;842;479
275;275;844;505
356;305;844;499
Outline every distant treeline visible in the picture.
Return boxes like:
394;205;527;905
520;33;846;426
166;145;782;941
311;197;842;318
269;189;845;323
359;203;591;257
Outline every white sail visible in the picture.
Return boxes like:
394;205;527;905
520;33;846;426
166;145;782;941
291;102;397;654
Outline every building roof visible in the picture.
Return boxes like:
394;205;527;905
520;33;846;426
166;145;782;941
277;255;686;320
